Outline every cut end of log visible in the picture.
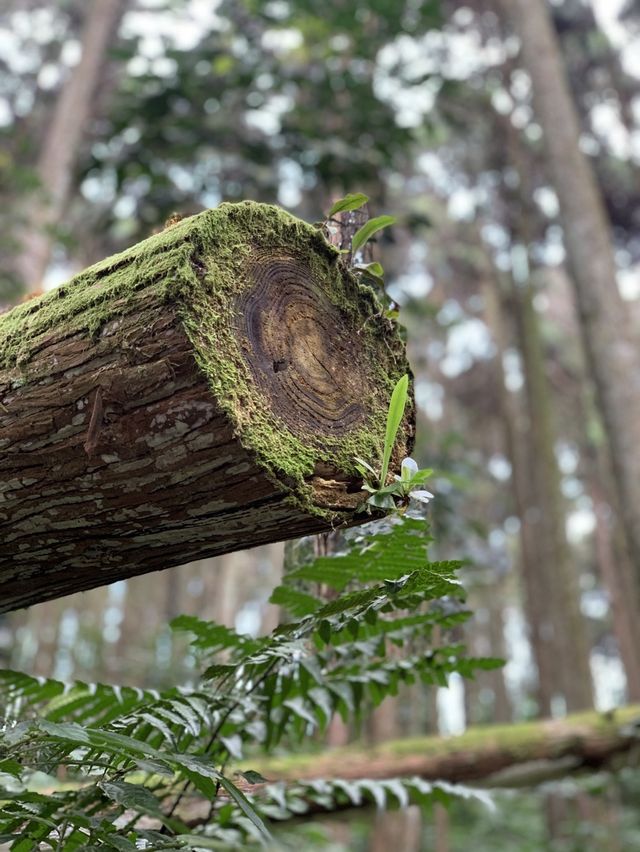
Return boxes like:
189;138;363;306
237;252;369;438
0;202;414;610
177;202;414;513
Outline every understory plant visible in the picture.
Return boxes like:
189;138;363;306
0;514;500;850
356;374;434;511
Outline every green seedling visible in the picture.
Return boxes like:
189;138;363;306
326;192;370;218
320;193;396;268
355;374;434;512
351;214;397;256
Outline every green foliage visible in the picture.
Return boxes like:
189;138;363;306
355;374;434;512
351;215;397;257
0;517;499;849
73;0;442;252
326;194;369;218
380;373;409;487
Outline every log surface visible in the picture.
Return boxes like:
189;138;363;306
245;705;640;788
0;203;413;611
172;707;640;828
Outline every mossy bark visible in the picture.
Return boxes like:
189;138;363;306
0;202;413;612
239;705;640;789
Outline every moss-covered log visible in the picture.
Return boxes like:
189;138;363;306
240;705;640;791
0;202;413;612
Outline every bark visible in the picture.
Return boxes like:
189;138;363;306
498;0;640;604
480;250;556;715
16;0;127;291
590;477;640;702
433;805;450;852
510;274;593;711
369;808;423;852
468;584;511;724
0;203;413;612
249;704;640;790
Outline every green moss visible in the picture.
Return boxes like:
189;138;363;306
0;226;197;372
0;202;411;517
236;704;640;780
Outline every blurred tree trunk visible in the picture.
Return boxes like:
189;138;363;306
481;249;556;715
369;808;423;852
590;474;640;702
510;266;593;711
16;0;126;291
212;555;239;628
485;587;511;722
463;588;511;724
433;805;450;852
258;543;285;635
362;534;423;849
544;291;640;702
499;0;640;605
313;534;353;749
368;689;422;852
545;795;570;847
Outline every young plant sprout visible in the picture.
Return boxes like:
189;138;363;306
355;374;434;512
321;192;396;286
319;192;400;345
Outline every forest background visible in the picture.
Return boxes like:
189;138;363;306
2;0;640;848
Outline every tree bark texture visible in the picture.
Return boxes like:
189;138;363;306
480;246;556;716
510;274;593;712
499;0;640;605
499;115;594;712
0;202;413;612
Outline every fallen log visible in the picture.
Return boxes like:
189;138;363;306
244;705;640;789
169;707;640;829
0;202;413;612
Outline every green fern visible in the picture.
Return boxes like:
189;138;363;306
0;516;500;849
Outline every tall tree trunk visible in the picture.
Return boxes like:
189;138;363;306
590;475;640;702
433;805;449;852
485;586;512;722
498;0;640;605
369;808;423;852
510;264;593;711
463;589;511;724
258;543;285;635
17;0;126;291
481;248;556;716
